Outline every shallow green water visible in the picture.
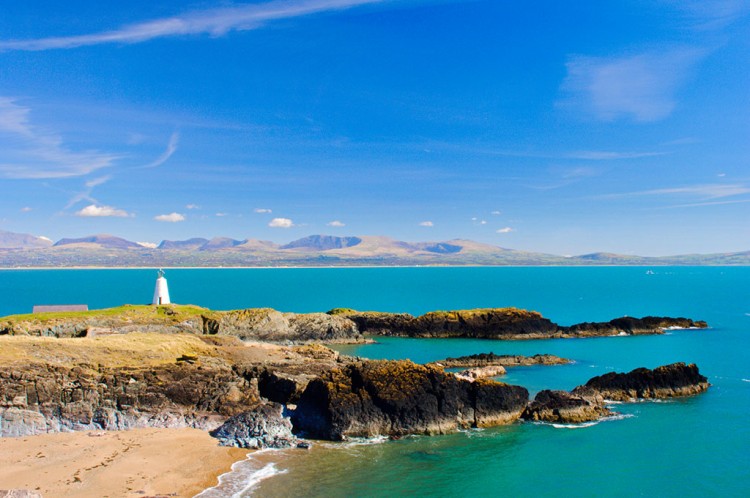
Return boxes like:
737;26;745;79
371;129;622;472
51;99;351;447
2;267;748;497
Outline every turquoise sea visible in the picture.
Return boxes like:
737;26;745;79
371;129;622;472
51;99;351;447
1;267;749;497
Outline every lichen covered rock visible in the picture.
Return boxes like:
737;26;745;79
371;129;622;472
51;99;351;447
572;362;709;401
521;390;612;424
291;360;528;440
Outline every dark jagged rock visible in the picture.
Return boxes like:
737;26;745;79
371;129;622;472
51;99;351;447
291;360;528;440
561;316;708;337
331;310;416;335
407;309;558;338
521;390;612;424
209;402;297;449
430;353;571;369
572;362;709;401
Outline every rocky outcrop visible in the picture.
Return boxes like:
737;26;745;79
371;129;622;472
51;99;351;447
330;310;415;335
333;308;706;340
521;390;612;424
201;309;363;344
291;360;528;440
572;362;710;401
560;317;708;337
209;402;297;449
430;353;571;369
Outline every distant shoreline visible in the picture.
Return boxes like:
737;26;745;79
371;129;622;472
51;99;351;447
0;264;747;271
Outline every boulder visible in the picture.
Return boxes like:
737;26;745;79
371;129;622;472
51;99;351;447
454;365;507;381
291;360;528;440
209;402;297;449
572;362;709;401
521;390;612;424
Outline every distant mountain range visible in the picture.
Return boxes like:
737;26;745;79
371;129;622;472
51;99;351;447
0;229;748;267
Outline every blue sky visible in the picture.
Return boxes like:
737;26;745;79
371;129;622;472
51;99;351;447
0;0;748;256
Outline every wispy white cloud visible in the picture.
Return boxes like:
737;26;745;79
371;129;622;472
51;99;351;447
141;131;179;168
435;142;665;161
75;204;132;218
419;221;434;227
327;220;345;227
491;210;502;215
20;206;33;213
667;198;750;209
0;97;119;179
154;212;185;222
269;217;294;228
0;0;388;52
666;0;750;30
496;227;513;234
185;204;200;210
215;212;228;217
254;208;272;214
559;48;704;122
601;183;750;200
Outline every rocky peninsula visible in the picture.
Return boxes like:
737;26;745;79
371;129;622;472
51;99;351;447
0;304;708;342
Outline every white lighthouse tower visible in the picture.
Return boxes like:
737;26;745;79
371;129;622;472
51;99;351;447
152;269;171;305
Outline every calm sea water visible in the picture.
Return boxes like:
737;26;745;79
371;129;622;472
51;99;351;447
1;267;749;497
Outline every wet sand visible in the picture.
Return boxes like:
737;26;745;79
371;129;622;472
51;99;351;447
0;428;249;497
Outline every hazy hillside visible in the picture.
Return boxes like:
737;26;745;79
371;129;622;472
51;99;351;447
0;230;747;267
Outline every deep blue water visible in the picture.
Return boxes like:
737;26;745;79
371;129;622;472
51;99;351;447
1;267;749;497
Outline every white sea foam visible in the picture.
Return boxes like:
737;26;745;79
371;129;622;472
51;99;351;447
539;413;634;430
195;450;287;498
742;379;750;383
320;434;390;449
550;421;598;429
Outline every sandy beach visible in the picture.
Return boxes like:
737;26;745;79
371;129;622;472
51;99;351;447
0;428;249;498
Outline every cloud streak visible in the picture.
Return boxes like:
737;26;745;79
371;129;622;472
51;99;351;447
141;132;179;168
0;0;388;52
0;97;119;179
559;48;704;122
600;183;750;200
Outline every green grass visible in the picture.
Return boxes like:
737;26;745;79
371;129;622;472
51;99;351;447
1;304;210;323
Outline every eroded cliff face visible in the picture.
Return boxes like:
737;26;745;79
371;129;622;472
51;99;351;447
291;360;529;440
0;362;258;437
